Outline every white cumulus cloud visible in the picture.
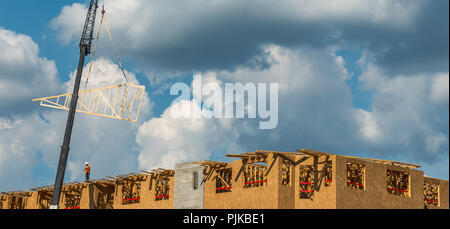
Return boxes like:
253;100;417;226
0;28;61;115
136;99;244;170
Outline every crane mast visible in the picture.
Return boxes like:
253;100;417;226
80;0;99;54
50;0;99;209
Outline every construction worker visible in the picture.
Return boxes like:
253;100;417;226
85;162;90;181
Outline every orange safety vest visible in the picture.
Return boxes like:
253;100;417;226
85;165;90;174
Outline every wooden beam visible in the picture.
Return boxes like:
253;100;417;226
226;154;251;158
342;156;420;169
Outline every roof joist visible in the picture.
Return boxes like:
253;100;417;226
87;178;115;187
197;161;232;169
109;172;148;183
1;191;32;198
227;148;421;169
30;185;54;193
141;168;175;179
226;152;269;164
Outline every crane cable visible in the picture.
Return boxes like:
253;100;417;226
103;16;129;84
83;2;129;92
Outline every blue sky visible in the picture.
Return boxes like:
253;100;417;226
0;0;448;192
0;1;78;80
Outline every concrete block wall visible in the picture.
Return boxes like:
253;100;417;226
173;161;206;209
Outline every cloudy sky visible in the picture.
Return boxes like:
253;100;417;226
0;0;448;192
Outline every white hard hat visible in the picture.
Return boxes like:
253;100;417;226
85;162;89;165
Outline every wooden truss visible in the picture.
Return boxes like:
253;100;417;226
324;161;332;187
346;163;365;190
424;181;439;207
243;164;267;188
281;159;291;186
142;169;174;200
61;182;85;209
197;161;232;184
229;148;419;170
386;170;410;197
109;172;148;182
142;168;175;180
294;148;421;169
32;83;145;122
215;168;233;193
298;157;333;193
120;181;141;204
227;152;269;164
299;167;315;199
110;173;147;205
226;153;269;188
88;178;115;185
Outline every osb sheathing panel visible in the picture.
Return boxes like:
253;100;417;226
204;154;294;209
25;192;39;209
90;184;115;209
424;177;449;209
335;155;424;209
25;191;52;209
294;155;337;209
80;184;92;209
113;175;174;209
0;195;8;209
277;156;295;209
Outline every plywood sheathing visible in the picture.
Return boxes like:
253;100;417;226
28;185;54;209
335;155;424;209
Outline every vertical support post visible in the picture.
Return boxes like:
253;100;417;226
313;156;319;191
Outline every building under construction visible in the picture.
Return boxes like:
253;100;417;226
0;149;448;209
